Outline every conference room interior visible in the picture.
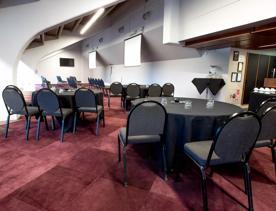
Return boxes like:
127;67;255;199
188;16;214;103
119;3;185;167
1;0;276;210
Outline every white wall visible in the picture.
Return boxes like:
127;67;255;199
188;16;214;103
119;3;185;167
37;44;86;83
103;48;230;101
0;0;122;120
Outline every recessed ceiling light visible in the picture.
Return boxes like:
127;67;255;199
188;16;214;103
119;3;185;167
80;8;105;35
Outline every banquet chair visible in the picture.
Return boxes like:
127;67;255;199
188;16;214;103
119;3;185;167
108;82;124;108
36;88;73;142
41;76;51;88
57;76;66;83
183;112;261;211
73;88;105;136
67;77;77;89
2;85;40;140
162;83;174;97
148;83;162;97
256;98;276;116
125;83;140;110
118;101;168;186
255;101;276;171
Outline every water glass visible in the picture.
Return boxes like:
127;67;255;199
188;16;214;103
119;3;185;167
184;100;192;109
206;99;215;109
161;98;167;106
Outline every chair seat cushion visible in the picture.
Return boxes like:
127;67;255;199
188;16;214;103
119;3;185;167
26;106;40;115
45;108;72;118
126;96;139;100
184;141;222;166
119;127;161;145
255;139;272;148
109;93;122;97
77;105;103;113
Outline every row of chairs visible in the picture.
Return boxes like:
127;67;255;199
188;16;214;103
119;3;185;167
2;85;104;142
118;98;276;211
88;78;105;88
108;82;174;108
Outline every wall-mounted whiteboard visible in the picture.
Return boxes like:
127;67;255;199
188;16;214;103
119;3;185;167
89;51;96;69
124;34;142;67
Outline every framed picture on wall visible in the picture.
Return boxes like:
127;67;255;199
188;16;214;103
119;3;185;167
237;62;243;72
231;72;237;82
236;73;242;82
233;51;239;61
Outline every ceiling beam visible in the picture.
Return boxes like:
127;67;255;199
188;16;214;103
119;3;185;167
72;18;83;32
40;33;45;45
57;25;64;38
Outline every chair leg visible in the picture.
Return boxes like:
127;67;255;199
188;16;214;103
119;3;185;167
161;143;168;181
123;145;128;187
73;112;77;134
102;112;105;127
95;114;100;136
200;166;208;211
243;163;249;194
25;115;28;130
243;162;254;211
44;116;49;131
36;116;41;141
51;116;56;130
118;136;121;162
108;94;110;108
271;146;276;173
26;116;31;141
5;115;10;138
60;119;65;142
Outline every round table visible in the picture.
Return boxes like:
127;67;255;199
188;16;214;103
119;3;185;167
132;97;242;169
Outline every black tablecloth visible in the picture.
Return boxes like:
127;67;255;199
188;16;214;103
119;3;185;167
192;78;225;95
248;92;276;112
32;90;104;132
132;97;242;169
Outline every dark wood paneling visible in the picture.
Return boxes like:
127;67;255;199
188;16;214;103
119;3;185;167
256;55;269;87
181;17;276;50
268;56;276;77
243;53;259;104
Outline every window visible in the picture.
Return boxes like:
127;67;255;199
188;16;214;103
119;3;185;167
124;34;142;67
89;51;96;69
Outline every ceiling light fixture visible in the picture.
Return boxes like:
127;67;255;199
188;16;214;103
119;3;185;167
80;8;105;35
258;43;276;48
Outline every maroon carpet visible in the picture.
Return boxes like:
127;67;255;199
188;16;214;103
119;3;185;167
0;98;275;211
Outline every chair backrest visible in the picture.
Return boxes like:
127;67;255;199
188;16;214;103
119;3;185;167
162;83;174;96
88;77;92;85
67;77;77;88
36;88;61;115
126;101;167;145
41;76;50;88
2;85;27;115
75;88;97;109
100;79;105;88
208;112;261;165
57;76;63;83
256;98;276;116
148;83;162;97
110;82;123;95
258;106;276;140
126;83;140;98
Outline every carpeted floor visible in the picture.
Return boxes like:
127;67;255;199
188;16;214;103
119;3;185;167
0;97;275;211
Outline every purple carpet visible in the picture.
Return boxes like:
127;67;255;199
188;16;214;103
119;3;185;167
0;98;275;211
